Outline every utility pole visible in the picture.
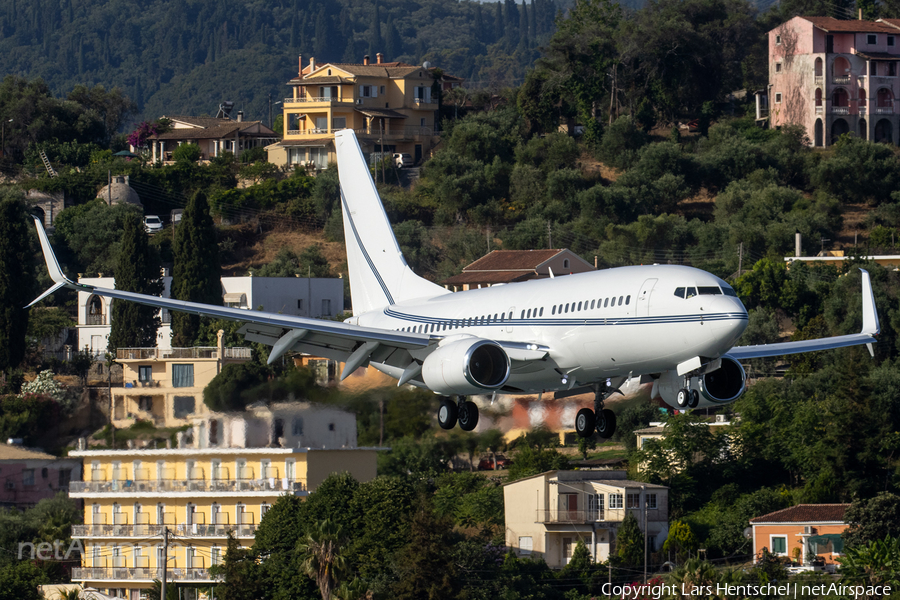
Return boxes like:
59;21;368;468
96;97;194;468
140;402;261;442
380;119;386;184
642;485;648;584
161;527;168;600
547;221;552;250
737;242;743;276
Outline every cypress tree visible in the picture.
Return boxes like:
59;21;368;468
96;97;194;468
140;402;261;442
494;1;504;41
171;191;221;348
369;1;382;57
108;212;163;353
384;15;401;61
0;191;34;372
519;0;529;46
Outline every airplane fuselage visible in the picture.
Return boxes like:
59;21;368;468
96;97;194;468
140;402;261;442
354;264;749;394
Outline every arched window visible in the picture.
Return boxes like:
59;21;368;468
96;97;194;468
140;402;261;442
832;56;851;78
815;88;823;107
815;57;823;77
859;89;867;107
877;88;893;108
832;88;849;107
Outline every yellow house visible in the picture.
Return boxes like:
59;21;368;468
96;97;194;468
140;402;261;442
69;408;381;599
112;332;251;429
267;53;462;169
503;470;669;567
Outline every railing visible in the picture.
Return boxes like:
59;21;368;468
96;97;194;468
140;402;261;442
831;106;850;115
815;106;823;114
413;97;436;105
116;347;251;360
85;314;106;325
536;509;605;523
874;106;894;114
286;127;434;138
73;567;219;582
283;96;353;104
860;107;867;116
815;76;823;86
73;523;258;538
70;478;306;494
832;75;851;84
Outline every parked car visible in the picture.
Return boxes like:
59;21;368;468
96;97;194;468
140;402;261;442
393;152;414;168
477;455;511;470
143;215;163;234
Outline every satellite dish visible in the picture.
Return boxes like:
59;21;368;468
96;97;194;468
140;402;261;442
743;527;752;539
422;61;432;70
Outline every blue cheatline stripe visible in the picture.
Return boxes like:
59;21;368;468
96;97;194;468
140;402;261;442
382;307;748;327
341;191;394;306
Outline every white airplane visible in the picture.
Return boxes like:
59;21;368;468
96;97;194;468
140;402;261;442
29;130;881;439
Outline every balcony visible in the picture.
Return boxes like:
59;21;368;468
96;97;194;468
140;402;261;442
413;97;436;105
283;96;354;105
816;106;823;114
536;509;604;523
116;347;252;360
85;314;106;325
72;523;258;538
285;126;433;140
860;107;867;116
832;75;851;85
831;107;850;115
815;76;824;86
73;567;218;583
69;478;307;495
873;106;894;114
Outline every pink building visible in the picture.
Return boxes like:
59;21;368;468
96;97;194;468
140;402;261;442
0;443;82;508
768;16;900;146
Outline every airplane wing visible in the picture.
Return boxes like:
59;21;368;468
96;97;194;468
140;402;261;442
27;217;433;375
726;269;880;360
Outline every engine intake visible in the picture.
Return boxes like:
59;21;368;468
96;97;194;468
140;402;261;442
421;338;510;396
700;356;745;403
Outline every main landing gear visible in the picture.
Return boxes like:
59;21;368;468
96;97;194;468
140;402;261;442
438;396;480;431
575;383;618;439
675;376;700;409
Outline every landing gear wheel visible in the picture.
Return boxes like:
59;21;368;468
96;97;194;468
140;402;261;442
458;400;480;431
575;408;596;438
676;388;691;408
596;408;617;439
688;389;700;409
438;399;458;430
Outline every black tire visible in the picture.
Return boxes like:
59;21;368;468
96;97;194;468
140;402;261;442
596;408;617;438
458;400;480;431
575;408;596;438
676;388;690;408
438;399;458;429
688;389;700;409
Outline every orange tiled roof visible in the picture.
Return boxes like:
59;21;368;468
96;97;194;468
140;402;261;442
802;16;897;33
750;504;850;523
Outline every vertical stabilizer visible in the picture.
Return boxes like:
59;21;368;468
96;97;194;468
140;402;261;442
334;130;449;315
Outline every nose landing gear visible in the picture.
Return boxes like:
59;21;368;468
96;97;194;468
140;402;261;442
438;396;480;431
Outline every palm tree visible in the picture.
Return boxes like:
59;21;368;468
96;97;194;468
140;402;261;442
667;558;719;600
297;519;349;600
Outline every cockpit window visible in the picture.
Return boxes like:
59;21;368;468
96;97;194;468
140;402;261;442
685;287;697;299
722;286;737;297
674;287;685;299
698;286;721;295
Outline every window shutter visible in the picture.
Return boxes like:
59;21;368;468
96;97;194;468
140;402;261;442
372;86;378;98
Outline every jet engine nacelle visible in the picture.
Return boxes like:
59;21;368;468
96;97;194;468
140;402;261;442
657;356;746;409
421;338;510;396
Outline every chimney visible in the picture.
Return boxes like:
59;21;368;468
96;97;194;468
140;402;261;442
237;110;243;122
376;52;383;64
859;8;862;19
795;231;802;257
298;54;303;77
364;54;370;65
309;56;316;72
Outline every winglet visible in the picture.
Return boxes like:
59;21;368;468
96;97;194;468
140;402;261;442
860;268;880;336
26;217;76;308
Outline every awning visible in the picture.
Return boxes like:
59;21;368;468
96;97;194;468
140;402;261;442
271;138;333;148
355;107;408;119
223;293;246;306
856;51;900;60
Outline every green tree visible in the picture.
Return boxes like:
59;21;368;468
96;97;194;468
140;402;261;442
843;493;900;549
211;532;263;600
173;143;201;163
616;511;644;566
664;520;698;564
0;191;35;372
171;190;221;347
108;213;162;352
838;535;900;589
392;501;458;599
298;520;349;600
203;362;272;412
